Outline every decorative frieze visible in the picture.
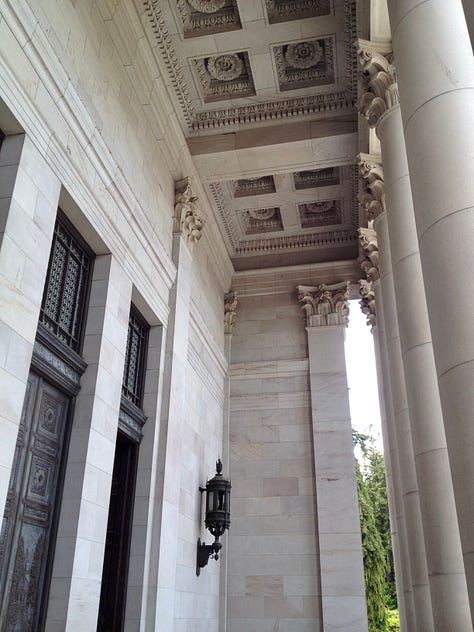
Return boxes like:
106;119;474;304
192;52;255;102
358;153;385;222
265;0;331;24
357;39;398;128
273;37;335;92
224;291;238;334
297;281;350;327
174;177;205;243
359;278;376;330
358;227;379;282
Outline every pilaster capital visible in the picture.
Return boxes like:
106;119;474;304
358;153;385;222
174;177;205;244
359;278;376;330
297;281;349;328
224;291;238;334
358;227;379;282
356;39;399;128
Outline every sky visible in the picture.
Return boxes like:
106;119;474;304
344;300;383;452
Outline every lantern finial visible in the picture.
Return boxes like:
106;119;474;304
216;459;222;475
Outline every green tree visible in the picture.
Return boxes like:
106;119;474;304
356;458;387;631
353;430;399;630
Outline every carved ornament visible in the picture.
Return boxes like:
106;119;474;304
265;0;331;24
188;0;225;12
297;281;349;327
224;291;238;334
356;39;398;128
358;153;385;222
359;279;376;330
358;227;379;282
174;177;205;243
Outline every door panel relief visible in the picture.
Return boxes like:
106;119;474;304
0;373;70;632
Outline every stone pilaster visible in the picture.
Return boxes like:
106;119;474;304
0;134;60;519
297;282;368;632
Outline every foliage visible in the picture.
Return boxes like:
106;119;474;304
353;430;398;630
386;609;400;632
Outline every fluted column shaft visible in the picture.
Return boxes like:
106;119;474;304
386;1;474;607
377;103;471;629
371;311;413;631
373;211;433;630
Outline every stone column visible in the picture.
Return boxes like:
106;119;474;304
297;283;368;632
358;41;472;628
370;311;413;632
0;133;60;517
359;270;413;630
357;154;433;628
153;177;204;630
386;0;474;606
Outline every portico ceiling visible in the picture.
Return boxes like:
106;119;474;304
140;0;360;270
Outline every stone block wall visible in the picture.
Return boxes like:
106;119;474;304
227;291;323;632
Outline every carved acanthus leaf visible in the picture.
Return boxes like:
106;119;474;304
297;281;349;327
174;177;205;243
358;227;379;282
224;291;238;334
356;39;398;127
359;278;376;330
358;153;385;222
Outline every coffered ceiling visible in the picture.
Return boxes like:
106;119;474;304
139;0;360;270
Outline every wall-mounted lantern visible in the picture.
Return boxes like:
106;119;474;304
196;459;231;576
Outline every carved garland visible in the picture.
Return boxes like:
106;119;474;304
297;281;350;327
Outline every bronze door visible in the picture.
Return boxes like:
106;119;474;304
0;372;70;632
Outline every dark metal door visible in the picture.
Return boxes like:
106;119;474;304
0;372;70;632
97;432;138;632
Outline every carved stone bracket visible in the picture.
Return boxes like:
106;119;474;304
356;39;398;128
359;278;376;330
224;291;238;334
174;177;205;243
358;153;385;223
297;281;349;327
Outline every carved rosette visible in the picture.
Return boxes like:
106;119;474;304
224;291;238;334
297;281;350;327
359;279;376;330
357;39;398;128
174;177;205;244
358;153;385;223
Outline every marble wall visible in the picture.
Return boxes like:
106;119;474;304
228;291;323;632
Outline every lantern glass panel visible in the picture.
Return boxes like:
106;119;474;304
207;490;214;513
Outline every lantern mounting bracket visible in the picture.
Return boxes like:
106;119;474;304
196;538;222;576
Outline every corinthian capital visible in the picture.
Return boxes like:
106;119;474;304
356;39;399;127
358;227;379;282
358;153;385;222
359;279;376;330
224;291;238;334
297;281;349;328
174;177;205;244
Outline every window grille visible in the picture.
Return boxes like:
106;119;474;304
122;306;149;408
39;213;93;352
